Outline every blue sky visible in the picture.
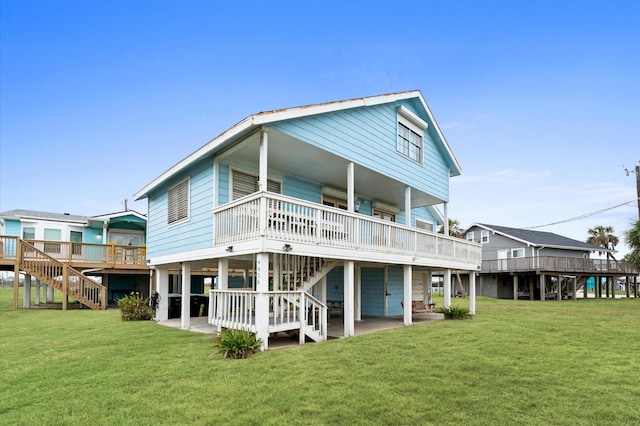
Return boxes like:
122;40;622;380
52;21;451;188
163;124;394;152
1;0;638;256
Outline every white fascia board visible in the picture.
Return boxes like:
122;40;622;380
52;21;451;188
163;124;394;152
472;223;537;247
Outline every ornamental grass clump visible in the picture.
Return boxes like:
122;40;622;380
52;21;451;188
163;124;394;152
438;305;472;320
117;292;154;321
213;328;262;359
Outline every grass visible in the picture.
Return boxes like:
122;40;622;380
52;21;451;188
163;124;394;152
1;290;639;425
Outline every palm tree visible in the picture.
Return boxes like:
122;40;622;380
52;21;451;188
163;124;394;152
587;225;619;261
438;218;464;238
624;219;640;270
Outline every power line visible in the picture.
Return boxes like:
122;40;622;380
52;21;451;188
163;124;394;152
527;200;636;229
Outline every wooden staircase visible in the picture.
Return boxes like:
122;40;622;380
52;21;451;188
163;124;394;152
19;240;106;310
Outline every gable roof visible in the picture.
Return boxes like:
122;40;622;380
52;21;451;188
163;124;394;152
133;90;461;201
0;209;88;224
470;223;610;252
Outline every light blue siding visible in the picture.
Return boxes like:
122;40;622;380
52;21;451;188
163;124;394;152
218;162;229;205
84;228;102;244
387;265;405;316
283;176;321;203
326;268;343;301
147;158;214;258
4;219;21;237
272;100;450;201
361;267;384;316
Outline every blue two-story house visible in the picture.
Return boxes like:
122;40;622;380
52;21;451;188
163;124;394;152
133;91;481;349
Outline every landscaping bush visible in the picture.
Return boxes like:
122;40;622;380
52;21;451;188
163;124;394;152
213;328;262;359
117;292;154;321
438;305;472;320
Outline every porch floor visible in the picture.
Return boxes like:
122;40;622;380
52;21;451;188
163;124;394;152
157;311;444;349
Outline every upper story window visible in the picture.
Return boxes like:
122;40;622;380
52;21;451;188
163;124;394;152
168;178;189;225
466;231;475;242
397;106;428;164
232;169;281;200
512;248;525;258
481;230;489;244
322;195;348;210
23;227;35;240
373;209;395;222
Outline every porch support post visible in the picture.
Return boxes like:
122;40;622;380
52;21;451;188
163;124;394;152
443;269;452;308
513;275;518;300
62;265;68;310
35;278;40;305
355;264;362;321
626;276;630;298
259;128;268;191
23;274;31;309
469;272;476;315
540;274;546;301
443;202;449;235
557;275;561;300
181;263;191;329
403;265;412;326
347;162;355;211
572;276;577;300
13;263;19;311
344;260;355;337
218;259;228;290
404;186;411;226
156;268;169;321
255;253;270;351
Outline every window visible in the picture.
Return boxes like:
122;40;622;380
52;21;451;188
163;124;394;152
512;248;525;258
231;170;281;200
415;219;433;232
322;195;348;210
23;227;35;240
397;106;427;164
466;232;475;242
373;209;395;222
70;231;83;255
481;230;489;244
168;179;189;225
43;228;61;253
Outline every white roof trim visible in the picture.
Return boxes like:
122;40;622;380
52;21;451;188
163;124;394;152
134;90;461;200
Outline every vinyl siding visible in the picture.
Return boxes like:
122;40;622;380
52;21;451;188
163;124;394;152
360;267;384;316
283;176;321;203
4;219;21;237
271;100;450;201
147;158;214;258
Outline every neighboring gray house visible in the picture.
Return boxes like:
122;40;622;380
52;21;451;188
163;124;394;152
465;223;638;300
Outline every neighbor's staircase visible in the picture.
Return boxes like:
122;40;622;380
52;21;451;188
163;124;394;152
19;240;106;310
278;254;337;342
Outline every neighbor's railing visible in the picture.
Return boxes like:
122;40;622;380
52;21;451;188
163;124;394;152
0;237;147;266
482;256;638;274
213;192;481;265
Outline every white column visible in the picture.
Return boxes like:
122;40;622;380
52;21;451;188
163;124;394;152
347;162;355;211
403;265;412;326
540;274;546;301
23;274;31;308
355;264;361;321
218;259;229;290
156;268;169;321
181;263;191;329
47;286;54;303
443;202;449;235
259;129;268;191
404;186;411;226
444;269;452;308
557;275;562;300
469;272;476;315
513;275;519;300
34;278;41;305
319;276;327;304
255;253;270;350
344;261;355;337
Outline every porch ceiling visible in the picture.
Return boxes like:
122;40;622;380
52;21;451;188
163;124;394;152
219;128;443;209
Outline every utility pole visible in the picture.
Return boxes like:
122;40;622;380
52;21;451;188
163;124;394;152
625;162;640;219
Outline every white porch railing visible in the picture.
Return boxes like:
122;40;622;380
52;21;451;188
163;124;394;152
208;289;327;342
213;192;481;265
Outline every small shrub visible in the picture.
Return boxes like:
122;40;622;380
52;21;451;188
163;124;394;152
438;305;472;320
213;328;262;359
117;292;154;321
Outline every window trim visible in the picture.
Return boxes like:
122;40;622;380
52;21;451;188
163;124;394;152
397;106;426;164
415;218;433;232
512;248;525;258
167;178;190;226
480;230;489;244
373;209;396;222
466;231;475;242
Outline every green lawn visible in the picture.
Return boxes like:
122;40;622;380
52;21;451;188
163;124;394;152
1;290;638;425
